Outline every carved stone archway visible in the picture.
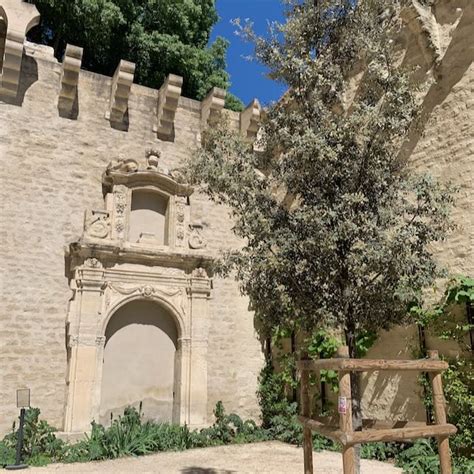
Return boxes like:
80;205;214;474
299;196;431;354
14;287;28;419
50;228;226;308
63;151;213;434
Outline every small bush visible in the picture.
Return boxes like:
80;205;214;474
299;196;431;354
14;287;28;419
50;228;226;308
0;403;272;467
395;439;440;474
0;441;15;467
2;408;64;466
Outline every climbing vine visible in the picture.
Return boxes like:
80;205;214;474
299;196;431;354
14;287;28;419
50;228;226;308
410;275;474;467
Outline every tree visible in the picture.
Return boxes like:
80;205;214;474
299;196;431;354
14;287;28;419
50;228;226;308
27;0;243;110
185;0;455;439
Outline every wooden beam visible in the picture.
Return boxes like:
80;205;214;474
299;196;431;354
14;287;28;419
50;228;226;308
344;423;457;446
298;416;345;443
337;346;355;474
297;358;448;372
300;356;313;474
429;350;453;474
362;419;427;430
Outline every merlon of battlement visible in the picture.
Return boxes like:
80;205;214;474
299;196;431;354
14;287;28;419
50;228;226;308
58;44;83;118
154;74;183;141
0;0;40;97
240;99;262;143
201;87;226;128
106;59;136;124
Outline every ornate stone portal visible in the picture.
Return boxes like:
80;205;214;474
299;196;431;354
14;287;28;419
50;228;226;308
64;152;212;434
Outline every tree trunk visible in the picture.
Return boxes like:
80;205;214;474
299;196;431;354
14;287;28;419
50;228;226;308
345;322;362;474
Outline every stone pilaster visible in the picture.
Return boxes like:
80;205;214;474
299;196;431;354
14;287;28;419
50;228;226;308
187;269;212;427
64;261;106;433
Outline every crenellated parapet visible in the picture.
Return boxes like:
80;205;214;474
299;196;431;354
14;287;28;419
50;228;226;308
106;59;135;124
0;1;264;142
58;44;83;117
0;0;40;97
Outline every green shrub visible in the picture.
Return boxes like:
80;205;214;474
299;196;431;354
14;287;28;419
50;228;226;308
2;408;64;466
360;441;406;461
395;439;440;474
0;441;15;467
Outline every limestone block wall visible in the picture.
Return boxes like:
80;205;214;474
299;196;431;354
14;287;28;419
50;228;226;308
361;0;474;422
0;42;263;435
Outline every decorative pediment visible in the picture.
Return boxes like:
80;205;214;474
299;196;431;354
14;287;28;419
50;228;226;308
102;149;193;197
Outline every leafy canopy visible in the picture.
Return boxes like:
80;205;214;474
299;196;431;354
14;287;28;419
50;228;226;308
186;0;455;353
28;0;243;109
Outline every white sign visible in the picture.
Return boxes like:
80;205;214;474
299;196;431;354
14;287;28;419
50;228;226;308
338;396;347;414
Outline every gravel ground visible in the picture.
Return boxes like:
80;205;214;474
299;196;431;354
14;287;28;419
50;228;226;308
28;441;402;473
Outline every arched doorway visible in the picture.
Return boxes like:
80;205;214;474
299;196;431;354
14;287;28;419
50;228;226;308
99;299;178;424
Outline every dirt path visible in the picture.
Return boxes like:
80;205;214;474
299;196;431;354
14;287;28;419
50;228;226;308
28;441;402;473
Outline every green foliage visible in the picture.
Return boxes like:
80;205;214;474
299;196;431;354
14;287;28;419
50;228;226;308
0;404;270;467
2;408;64;466
413;275;474;464
0;441;15;467
29;0;242;103
186;0;455;360
360;441;405;461
257;360;336;451
410;275;474;348
395;439;440;474
443;359;474;459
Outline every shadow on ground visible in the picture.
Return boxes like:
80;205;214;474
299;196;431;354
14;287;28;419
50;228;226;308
181;468;235;474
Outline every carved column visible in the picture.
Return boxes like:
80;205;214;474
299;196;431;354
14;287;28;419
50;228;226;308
64;261;106;433
187;269;212;427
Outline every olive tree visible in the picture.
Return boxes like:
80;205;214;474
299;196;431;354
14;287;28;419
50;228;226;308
186;0;454;432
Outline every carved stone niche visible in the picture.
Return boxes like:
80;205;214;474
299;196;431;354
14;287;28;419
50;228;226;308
81;151;194;249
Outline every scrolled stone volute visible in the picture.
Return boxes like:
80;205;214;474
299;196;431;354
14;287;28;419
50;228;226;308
0;0;40;98
106;59;135;123
154;73;183;141
240;98;262;143
58;43;83;117
201;86;226;129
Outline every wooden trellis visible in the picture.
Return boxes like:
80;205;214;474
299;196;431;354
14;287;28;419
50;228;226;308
297;347;457;474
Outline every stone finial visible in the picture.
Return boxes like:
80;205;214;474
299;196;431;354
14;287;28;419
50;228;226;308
154;74;183;140
240;99;262;142
0;0;40;97
106;59;135;123
146;147;161;170
58;44;83;117
201;87;226;128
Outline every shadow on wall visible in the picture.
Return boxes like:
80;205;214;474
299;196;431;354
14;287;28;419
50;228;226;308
181;468;236;474
104;299;178;344
400;2;474;160
0;53;38;106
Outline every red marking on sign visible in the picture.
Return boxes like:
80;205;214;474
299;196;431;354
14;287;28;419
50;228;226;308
338;396;347;414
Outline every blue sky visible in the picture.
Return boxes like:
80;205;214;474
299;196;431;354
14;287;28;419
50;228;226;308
210;0;287;107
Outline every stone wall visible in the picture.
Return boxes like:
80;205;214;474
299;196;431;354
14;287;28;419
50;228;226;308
0;0;472;435
0;41;263;435
361;0;474;422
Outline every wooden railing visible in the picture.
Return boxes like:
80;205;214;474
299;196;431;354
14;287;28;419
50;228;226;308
297;347;456;474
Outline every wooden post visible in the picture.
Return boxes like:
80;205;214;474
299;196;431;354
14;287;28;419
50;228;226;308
428;350;452;474
300;355;313;474
337;346;355;474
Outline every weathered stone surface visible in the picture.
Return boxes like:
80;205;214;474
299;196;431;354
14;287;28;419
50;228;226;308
0;0;472;436
0;44;261;435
